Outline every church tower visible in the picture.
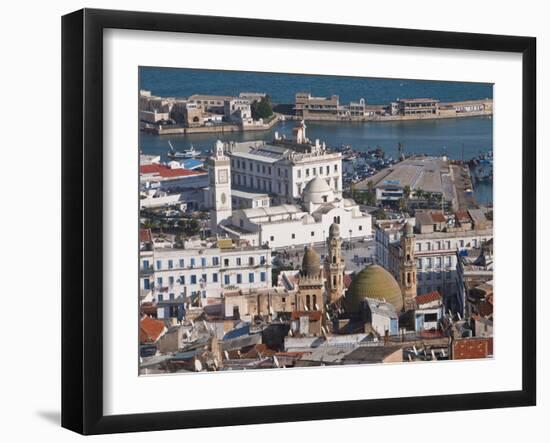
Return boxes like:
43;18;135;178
325;223;345;304
208;140;232;234
399;221;417;310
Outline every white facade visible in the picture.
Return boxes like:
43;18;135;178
226;177;372;249
227;136;342;203
139;244;272;305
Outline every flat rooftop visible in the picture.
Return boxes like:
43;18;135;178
361;156;454;199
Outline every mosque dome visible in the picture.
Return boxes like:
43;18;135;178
329;222;340;238
301;246;321;278
343;265;404;314
303;176;334;205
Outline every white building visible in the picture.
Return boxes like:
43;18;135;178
139;240;272;307
224;176;372;249
375;217;493;312
227;121;342;203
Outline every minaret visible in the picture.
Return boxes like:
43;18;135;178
208;140;232;234
325;223;345;304
399;221;417;310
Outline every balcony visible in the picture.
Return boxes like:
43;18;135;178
139;266;154;276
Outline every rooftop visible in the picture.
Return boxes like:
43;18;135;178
140;163;205;179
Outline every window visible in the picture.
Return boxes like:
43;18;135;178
297;170;301;178
334;164;338;172
270;236;274;241
179;259;184;268
313;167;316;175
168;276;174;287
424;313;438;322
224;258;229;267
190;275;197;284
180;275;185;285
143;260;149;269
156;260;162;270
201;273;207;283
156;277;163;286
158;294;163;302
260;256;266;265
291;233;295;239
212;257;219;266
212;273;218;283
224;275;230;285
359;225;363;231
201;257;206;267
306;169;310;177
416;243;422;252
143;278;150;290
236;274;242;284
326;165;329;175
417;258;422;269
249;273;254;283
190;258;195;267
169;293;174;300
260;272;266;282
436;241;441;250
236;257;241;266
249;257;255;266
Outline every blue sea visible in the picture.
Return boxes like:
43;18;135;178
139;67;493;204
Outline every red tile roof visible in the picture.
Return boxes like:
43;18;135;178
139;316;166;344
140;163;205;178
140;228;152;243
291;311;322;321
452;337;491;359
415;291;441;306
430;212;446;223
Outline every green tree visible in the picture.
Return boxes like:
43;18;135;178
251;96;273;120
374;208;387;220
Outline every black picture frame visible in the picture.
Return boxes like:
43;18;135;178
62;8;537;435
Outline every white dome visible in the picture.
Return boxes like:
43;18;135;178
303;177;334;204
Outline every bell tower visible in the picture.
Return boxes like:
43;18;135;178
208;140;232;234
325;223;345;304
399;221;417;310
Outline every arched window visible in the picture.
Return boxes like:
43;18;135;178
306;294;310;310
332;255;336;264
312;295;317;310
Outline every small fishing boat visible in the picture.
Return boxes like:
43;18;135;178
167;140;199;159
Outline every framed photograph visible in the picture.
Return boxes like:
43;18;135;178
62;8;536;435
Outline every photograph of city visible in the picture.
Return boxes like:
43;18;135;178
138;67;494;375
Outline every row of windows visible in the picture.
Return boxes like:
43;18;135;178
232;173;288;195
417;270;452;281
146;255;266;270
416;256;453;269
147;271;267;288
416;238;481;252
296;164;338;179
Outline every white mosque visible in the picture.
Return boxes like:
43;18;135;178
207;122;373;249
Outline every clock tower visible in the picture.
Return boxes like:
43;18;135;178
208;140;232;234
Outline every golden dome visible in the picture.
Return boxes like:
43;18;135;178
301;246;321;278
343;265;404;313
